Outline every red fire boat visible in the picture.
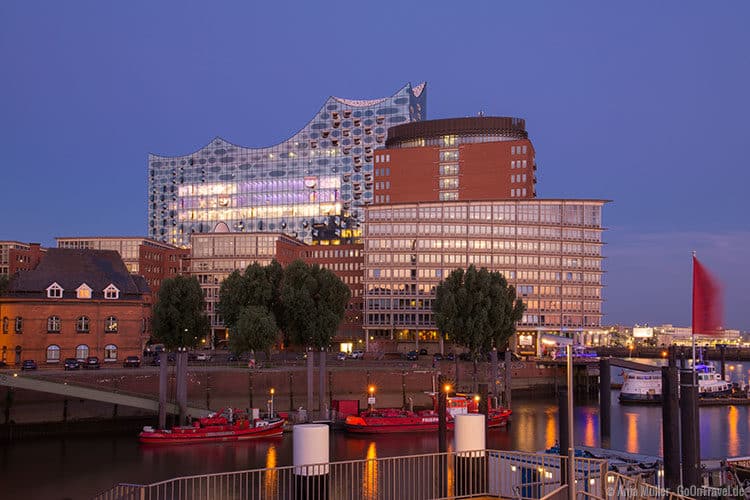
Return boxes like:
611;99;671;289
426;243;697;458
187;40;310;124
139;408;286;445
343;393;511;434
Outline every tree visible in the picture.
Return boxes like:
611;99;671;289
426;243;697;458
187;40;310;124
433;265;525;389
230;306;278;361
282;260;350;349
151;276;209;350
217;260;284;352
282;259;350;417
0;275;9;295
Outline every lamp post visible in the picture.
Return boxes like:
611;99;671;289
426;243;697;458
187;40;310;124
269;388;275;418
368;385;376;411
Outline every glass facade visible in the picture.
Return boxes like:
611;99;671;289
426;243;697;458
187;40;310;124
362;200;606;345
148;83;427;247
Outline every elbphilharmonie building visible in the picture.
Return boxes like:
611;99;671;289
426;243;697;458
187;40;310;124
148;83;427;247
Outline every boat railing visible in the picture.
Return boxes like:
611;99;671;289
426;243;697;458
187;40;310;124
93;448;613;500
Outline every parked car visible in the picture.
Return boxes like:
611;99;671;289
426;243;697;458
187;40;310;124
406;351;418;361
444;353;455;361
21;360;37;371
83;356;101;370
227;353;239;362
336;352;347;361
350;350;365;359
433;353;443;362
419;348;428;356
63;358;80;370
195;352;211;362
123;355;141;368
151;355;161;366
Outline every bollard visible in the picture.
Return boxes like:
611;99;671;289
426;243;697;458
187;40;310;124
680;368;700;488
454;414;486;497
293;424;329;500
661;365;680;490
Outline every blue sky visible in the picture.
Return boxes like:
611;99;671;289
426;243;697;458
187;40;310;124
1;2;748;329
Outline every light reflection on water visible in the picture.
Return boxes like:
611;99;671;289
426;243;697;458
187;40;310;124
4;388;750;499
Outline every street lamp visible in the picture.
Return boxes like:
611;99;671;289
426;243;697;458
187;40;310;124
269;388;275;418
368;385;376;410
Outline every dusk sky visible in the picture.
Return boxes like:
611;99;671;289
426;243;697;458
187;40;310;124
1;2;748;330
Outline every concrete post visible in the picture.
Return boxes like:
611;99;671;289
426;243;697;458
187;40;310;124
177;350;188;424
504;350;512;409
318;347;327;419
490;348;499;403
599;358;611;448
293;424;330;500
306;348;314;420
158;351;167;429
454;414;486;497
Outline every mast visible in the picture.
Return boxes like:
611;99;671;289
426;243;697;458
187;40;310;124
691;251;697;385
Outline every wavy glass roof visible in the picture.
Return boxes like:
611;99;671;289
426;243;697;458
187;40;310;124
148;83;426;247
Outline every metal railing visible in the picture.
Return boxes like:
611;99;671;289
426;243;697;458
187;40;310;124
94;449;613;500
93;447;724;500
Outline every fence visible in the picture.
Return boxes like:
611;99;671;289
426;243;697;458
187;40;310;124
94;449;691;500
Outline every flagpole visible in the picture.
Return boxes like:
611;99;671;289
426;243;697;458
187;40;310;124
691;251;697;385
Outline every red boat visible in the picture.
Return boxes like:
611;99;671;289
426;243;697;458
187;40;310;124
139;408;285;445
343;394;511;434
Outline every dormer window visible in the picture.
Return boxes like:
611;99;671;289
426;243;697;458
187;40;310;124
46;283;64;299
103;284;120;300
76;284;92;299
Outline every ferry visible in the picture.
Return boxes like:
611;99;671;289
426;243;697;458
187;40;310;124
139;408;285;445
619;364;732;404
343;393;511;434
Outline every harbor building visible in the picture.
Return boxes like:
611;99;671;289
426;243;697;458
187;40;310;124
147;82;427;247
362;199;607;354
0;249;150;366
373;116;536;204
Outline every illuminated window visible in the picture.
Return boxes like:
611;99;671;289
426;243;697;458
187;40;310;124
76;283;92;299
105;316;118;333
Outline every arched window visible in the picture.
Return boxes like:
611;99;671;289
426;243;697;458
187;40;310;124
76;316;90;333
1;346;6;361
2;317;7;334
14;317;22;333
47;316;61;333
46;345;61;363
14;345;21;364
105;316;118;333
75;344;89;360
104;344;117;361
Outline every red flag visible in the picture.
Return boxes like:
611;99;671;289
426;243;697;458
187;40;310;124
692;256;722;335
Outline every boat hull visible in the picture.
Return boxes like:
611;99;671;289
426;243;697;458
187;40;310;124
139;420;284;445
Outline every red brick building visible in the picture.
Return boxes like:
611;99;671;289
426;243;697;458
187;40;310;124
55;237;189;301
0;241;45;277
0;249;151;366
373;117;536;204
